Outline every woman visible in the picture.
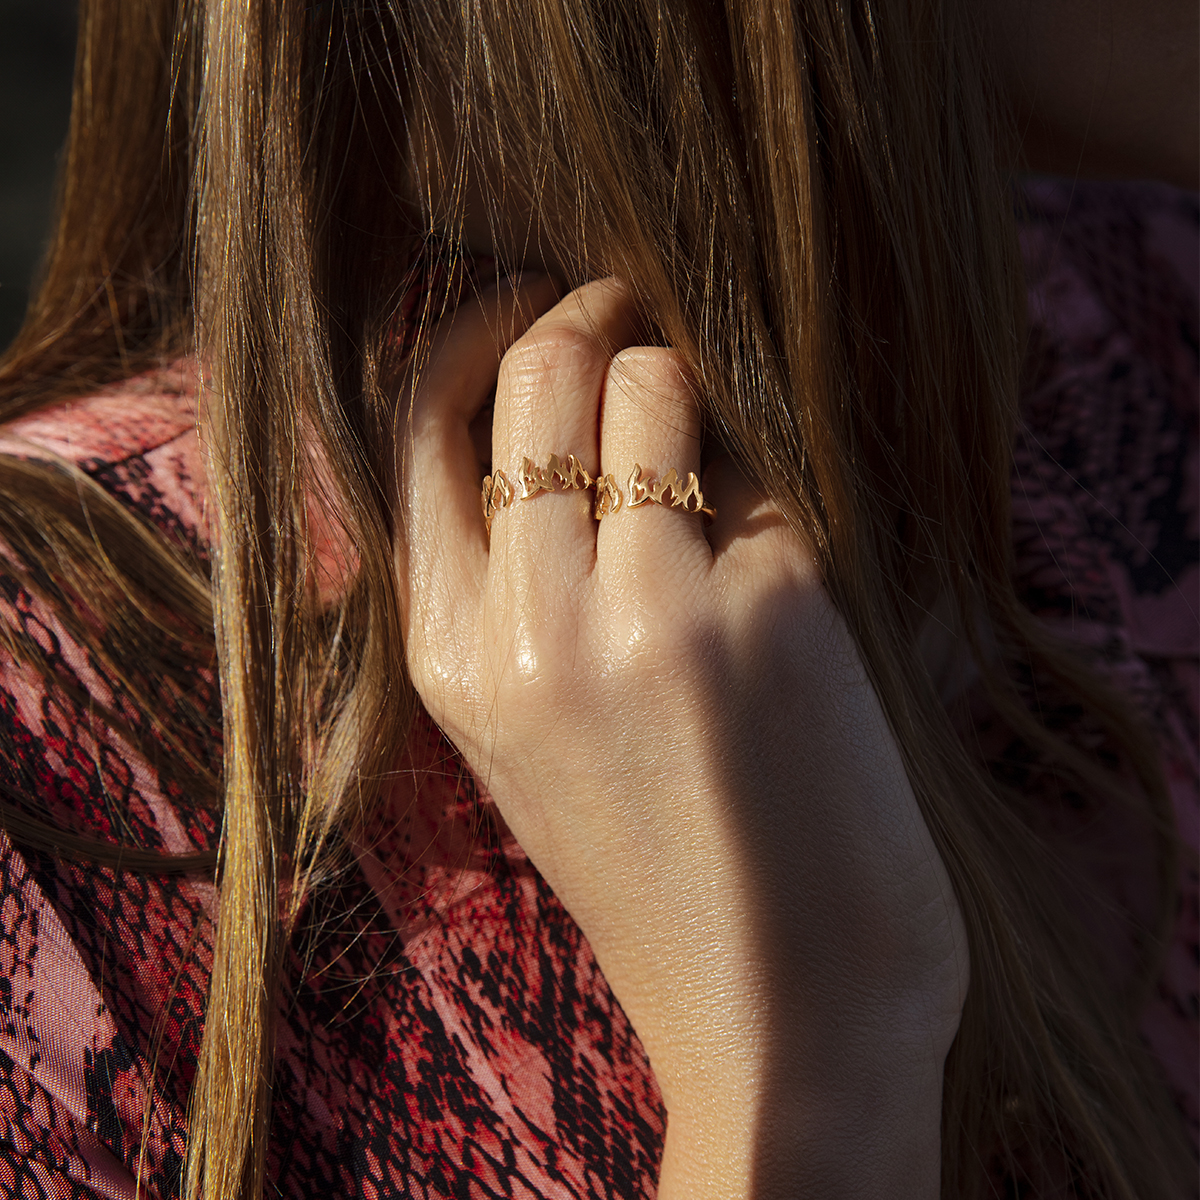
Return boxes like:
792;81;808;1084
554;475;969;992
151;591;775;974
0;0;1193;1196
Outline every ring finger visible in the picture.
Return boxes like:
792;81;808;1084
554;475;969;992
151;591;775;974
596;345;711;577
488;278;643;595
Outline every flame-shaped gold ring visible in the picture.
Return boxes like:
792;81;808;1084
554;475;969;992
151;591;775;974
482;453;599;534
482;455;714;535
624;463;715;519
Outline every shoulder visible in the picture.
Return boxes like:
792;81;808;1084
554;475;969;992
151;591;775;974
1012;178;1199;1148
1013;178;1197;656
0;361;215;1195
0;359;201;464
1017;177;1198;365
0;358;209;551
0;357;219;854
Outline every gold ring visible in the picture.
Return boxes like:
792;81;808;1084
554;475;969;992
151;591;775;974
481;470;514;534
481;453;596;534
481;455;715;534
625;464;715;519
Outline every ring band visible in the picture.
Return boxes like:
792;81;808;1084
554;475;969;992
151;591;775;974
483;453;599;533
482;454;714;533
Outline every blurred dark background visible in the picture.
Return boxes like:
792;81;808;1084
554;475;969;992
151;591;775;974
0;0;78;351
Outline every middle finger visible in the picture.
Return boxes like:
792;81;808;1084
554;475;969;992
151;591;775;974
488;278;642;592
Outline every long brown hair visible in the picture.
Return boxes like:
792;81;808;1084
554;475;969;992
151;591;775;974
0;0;1190;1197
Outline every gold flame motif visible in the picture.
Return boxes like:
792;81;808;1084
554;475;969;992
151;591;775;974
483;455;713;535
482;469;515;532
519;453;596;498
593;473;623;519
626;464;714;517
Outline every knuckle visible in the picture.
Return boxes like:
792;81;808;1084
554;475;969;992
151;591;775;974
609;345;689;389
604;346;697;425
499;325;604;395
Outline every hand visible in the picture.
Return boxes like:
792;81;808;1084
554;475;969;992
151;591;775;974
395;276;969;1198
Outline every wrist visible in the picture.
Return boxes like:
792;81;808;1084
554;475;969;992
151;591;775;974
654;1023;946;1199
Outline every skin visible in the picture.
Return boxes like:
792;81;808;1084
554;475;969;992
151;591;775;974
392;2;1195;1193
395;277;968;1198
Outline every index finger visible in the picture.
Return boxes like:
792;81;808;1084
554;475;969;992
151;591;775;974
397;273;562;637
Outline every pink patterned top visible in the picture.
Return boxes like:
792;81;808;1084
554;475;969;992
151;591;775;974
0;180;1194;1198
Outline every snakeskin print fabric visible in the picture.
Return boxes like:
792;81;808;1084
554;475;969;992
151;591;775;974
1012;183;1198;1146
964;178;1199;1159
0;180;1194;1196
